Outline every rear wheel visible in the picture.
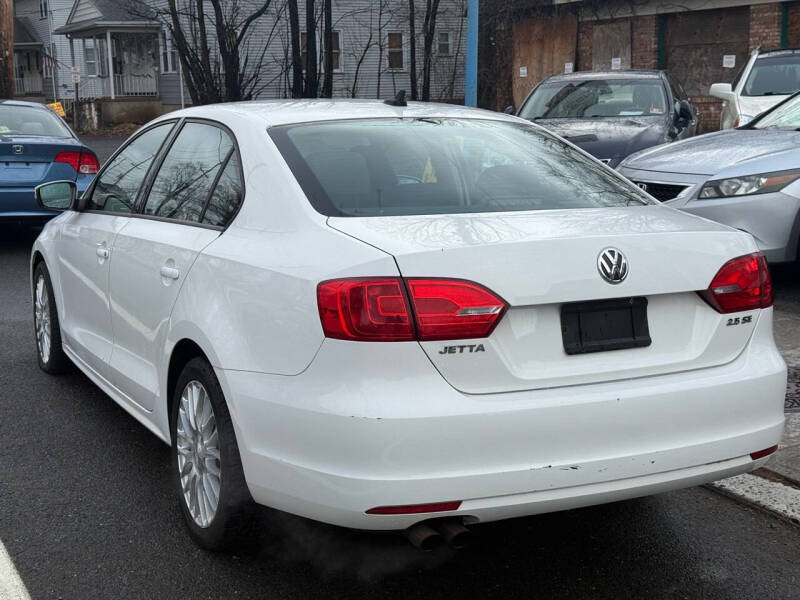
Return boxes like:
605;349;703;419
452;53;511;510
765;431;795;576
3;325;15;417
33;262;72;374
171;357;255;550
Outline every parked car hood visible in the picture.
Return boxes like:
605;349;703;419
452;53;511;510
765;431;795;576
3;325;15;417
738;95;788;119
620;129;800;176
533;116;667;165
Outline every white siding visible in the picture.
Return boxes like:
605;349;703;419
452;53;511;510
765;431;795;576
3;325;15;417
71;0;101;23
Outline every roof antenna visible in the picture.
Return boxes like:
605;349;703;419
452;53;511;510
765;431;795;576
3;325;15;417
385;90;407;107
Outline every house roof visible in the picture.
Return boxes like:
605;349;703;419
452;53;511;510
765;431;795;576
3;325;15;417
53;0;159;36
14;17;43;47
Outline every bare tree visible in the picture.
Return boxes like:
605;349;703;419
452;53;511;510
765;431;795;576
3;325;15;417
304;0;318;97
421;0;441;100
287;0;303;97
321;0;333;97
408;0;418;100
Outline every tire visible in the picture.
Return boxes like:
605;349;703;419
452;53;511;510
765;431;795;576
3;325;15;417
171;357;255;550
32;262;72;375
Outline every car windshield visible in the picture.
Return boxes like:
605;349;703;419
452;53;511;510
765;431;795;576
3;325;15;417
269;118;652;217
742;54;800;96
751;93;800;129
518;79;667;119
0;104;72;137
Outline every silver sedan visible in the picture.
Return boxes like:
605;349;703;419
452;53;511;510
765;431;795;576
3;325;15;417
618;92;800;263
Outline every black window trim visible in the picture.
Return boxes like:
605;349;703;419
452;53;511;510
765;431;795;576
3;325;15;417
81;116;246;231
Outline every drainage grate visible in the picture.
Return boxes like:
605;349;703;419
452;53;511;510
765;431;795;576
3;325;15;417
787;367;800;412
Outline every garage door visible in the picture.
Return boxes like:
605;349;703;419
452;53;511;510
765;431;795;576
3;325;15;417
664;7;750;130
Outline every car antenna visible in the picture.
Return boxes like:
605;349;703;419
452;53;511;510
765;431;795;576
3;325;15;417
385;90;407;107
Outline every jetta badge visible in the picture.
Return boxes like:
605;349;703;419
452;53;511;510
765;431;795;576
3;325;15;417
597;248;628;284
11;145;23;155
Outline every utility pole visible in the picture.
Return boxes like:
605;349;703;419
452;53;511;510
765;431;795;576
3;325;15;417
465;0;477;107
0;0;14;98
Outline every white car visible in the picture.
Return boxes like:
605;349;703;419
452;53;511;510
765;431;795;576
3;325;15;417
710;48;800;129
31;100;786;551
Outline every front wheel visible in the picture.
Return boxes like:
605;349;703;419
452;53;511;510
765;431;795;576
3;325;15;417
33;262;72;374
171;357;255;550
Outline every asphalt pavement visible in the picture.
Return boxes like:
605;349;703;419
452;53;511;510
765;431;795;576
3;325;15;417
1;223;799;599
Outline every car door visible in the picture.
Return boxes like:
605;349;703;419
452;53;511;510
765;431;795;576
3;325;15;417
54;122;175;378
107;120;242;411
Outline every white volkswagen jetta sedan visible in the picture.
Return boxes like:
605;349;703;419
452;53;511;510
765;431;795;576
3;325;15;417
30;100;786;550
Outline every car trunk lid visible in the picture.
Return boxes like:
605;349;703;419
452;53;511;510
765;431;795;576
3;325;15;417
328;206;761;393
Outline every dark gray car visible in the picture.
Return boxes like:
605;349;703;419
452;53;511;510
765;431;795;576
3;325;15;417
618;91;800;264
516;70;699;168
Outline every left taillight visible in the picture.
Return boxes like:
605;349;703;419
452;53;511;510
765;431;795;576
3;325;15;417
317;277;507;342
54;150;99;175
699;253;773;314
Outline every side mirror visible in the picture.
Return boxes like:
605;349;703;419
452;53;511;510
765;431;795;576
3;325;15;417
504;105;515;115
34;180;77;211
677;99;693;122
709;82;734;102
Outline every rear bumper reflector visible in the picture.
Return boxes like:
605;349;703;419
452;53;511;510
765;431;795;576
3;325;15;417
749;445;778;460
365;501;462;515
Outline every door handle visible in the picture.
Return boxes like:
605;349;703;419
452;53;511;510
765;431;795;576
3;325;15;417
95;244;109;259
160;266;180;280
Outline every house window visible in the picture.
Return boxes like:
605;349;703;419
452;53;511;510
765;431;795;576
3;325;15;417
84;39;97;76
438;31;451;56
160;31;178;73
39;0;48;19
329;31;341;72
300;31;341;72
300;32;309;72
387;32;403;70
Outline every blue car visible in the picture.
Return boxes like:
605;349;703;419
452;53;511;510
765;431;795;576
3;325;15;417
0;99;98;223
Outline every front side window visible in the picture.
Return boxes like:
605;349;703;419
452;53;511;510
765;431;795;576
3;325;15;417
387;33;403;70
143;122;234;223
743;54;800;96
519;79;668;119
87;123;174;213
270;118;651;218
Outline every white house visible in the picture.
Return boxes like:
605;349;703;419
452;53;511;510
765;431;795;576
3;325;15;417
13;0;467;124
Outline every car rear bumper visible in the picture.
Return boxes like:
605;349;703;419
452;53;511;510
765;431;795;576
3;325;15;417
217;308;786;530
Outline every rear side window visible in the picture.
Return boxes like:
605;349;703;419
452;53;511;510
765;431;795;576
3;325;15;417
202;153;243;227
87;123;174;213
269;118;651;217
144;122;234;223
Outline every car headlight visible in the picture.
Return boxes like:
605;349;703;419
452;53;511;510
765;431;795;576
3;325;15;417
698;169;800;199
734;114;754;127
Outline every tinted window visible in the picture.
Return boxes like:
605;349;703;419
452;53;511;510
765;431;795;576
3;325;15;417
144;123;233;222
270;118;652;218
743;55;800;96
0;105;72;137
87;123;173;213
519;79;667;119
203;153;243;227
667;74;687;100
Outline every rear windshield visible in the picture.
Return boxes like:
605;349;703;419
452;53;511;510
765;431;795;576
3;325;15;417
0;104;72;137
518;79;667;119
743;55;800;96
269;118;651;217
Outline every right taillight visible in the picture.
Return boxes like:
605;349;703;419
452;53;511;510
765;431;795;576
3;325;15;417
317;277;507;342
699;253;773;314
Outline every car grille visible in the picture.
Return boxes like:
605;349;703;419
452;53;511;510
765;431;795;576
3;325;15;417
632;181;689;202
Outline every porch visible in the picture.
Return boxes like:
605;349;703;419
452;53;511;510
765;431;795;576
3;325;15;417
55;19;161;100
13;18;44;97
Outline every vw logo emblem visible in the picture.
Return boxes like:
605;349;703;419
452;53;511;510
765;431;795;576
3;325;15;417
597;248;628;284
11;145;23;155
635;182;648;192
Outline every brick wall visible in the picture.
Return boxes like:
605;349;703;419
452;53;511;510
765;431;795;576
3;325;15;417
749;3;782;50
631;15;658;69
787;1;800;46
